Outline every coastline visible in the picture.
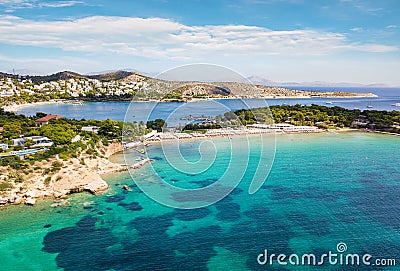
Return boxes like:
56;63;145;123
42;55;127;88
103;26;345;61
2;93;379;114
0;142;127;207
1;128;398;208
2;99;84;113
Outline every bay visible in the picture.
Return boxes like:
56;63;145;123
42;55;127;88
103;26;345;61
1;132;399;270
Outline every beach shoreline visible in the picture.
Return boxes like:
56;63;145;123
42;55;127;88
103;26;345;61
2;92;379;114
2;99;84;113
1;127;398;209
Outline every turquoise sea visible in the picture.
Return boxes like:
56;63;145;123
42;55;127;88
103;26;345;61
0;132;399;270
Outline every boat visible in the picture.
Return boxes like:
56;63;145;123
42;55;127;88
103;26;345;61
325;101;333;105
391;103;400;107
367;105;373;108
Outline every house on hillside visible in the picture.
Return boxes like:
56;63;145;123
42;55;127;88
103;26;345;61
12;138;26;146
81;126;100;134
12;136;53;147
0;143;8;151
35;114;63;126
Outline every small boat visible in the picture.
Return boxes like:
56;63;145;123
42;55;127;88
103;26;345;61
391;103;400;107
367;105;373;108
325;101;333;105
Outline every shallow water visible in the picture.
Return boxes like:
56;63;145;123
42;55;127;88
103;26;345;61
0;132;399;270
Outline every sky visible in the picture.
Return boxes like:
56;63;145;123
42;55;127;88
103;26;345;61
0;0;399;85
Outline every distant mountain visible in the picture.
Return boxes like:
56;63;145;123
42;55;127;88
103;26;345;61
246;75;279;86
25;70;145;83
27;71;86;83
246;76;392;88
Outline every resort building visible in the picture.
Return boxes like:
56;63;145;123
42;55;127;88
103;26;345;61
144;130;158;139
81;126;100;133
12;138;25;146
0;143;8;151
248;123;319;132
35;114;63;126
12;136;54;147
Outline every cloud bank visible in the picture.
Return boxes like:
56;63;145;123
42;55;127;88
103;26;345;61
0;15;397;61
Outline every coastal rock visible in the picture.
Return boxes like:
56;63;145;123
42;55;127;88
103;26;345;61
25;197;36;206
51;201;70;208
122;185;131;191
53;191;67;198
6;194;23;204
24;191;37;198
83;180;109;195
13;196;23;205
0;197;8;205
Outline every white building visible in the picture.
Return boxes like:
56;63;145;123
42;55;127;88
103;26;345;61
81;126;100;133
12;136;54;147
248;123;319;132
0;143;8;151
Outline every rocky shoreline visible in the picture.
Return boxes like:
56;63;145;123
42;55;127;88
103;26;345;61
0;142;127;207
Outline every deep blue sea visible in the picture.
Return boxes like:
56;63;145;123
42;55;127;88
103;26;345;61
0;132;399;270
17;87;400;122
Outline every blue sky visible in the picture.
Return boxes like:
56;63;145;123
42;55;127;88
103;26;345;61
0;0;399;85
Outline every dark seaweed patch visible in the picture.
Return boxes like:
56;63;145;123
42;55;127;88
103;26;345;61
42;216;116;271
215;196;240;222
286;211;330;236
105;195;125;203
173;208;211;221
118;201;143;211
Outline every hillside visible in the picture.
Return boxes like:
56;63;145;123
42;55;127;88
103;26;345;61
0;69;378;107
28;71;85;83
87;70;134;81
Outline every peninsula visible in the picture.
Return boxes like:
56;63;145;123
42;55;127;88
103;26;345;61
0;110;129;206
0;70;377;109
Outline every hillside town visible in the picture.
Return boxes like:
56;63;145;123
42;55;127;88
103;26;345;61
0;71;378;108
0;75;148;100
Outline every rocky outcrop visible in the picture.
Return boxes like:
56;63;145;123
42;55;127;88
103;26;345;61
0;197;8;205
83;179;109;195
0;143;126;207
25;197;36;206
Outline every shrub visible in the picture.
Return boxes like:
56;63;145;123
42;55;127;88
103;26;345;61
44;176;51;186
0;182;12;191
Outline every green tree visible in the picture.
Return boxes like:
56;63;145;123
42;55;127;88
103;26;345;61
146;119;166;132
40;124;76;145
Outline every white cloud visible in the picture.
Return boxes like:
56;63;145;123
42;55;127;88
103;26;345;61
0;0;83;11
350;27;363;32
339;0;384;15
39;1;83;8
0;15;397;61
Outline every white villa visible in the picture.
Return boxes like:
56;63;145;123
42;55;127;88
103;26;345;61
247;123;319;132
81;126;100;133
12;136;54;147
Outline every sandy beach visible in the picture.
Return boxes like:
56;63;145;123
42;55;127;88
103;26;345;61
2;99;83;113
